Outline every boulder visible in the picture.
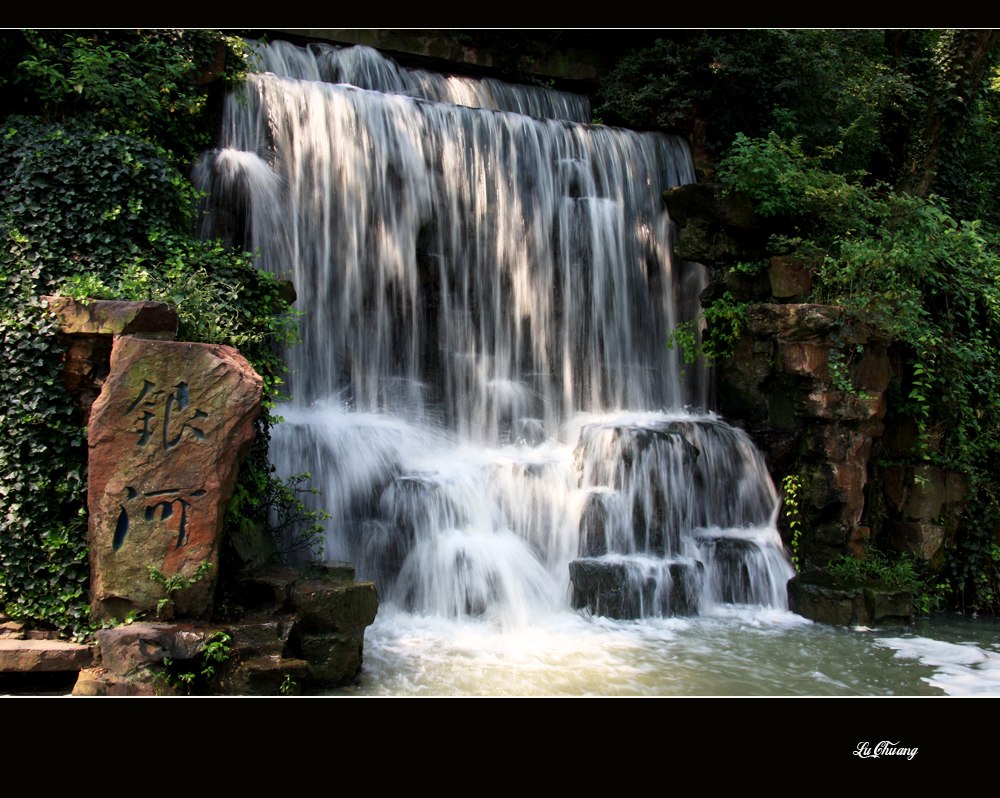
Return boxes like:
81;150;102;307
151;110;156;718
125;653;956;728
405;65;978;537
73;621;229;696
93;622;224;676
87;336;263;621
769;256;813;299
291;578;379;635
296;632;365;685
217;562;379;691
72;667;166;697
787;571;912;627
216;654;310;696
569;557;703;619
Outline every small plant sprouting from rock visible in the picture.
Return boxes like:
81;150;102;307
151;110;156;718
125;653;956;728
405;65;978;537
198;630;232;680
148;561;213;619
160;630;232;695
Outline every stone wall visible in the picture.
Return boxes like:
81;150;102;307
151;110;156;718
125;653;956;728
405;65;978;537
663;185;968;572
717;299;891;568
264;29;655;91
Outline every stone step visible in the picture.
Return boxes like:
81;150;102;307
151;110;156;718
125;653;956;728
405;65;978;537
0;639;96;673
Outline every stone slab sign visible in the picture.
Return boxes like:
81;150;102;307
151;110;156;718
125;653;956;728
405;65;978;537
88;336;263;621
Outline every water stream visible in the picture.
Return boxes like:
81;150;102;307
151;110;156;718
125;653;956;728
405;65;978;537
331;607;1000;697
196;39;1000;698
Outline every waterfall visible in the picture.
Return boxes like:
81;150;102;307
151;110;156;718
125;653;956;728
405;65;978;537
195;39;794;628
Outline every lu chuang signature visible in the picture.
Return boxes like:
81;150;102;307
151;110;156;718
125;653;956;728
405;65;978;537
854;741;918;760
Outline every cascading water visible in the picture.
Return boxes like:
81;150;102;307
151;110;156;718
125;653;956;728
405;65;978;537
195;38;795;635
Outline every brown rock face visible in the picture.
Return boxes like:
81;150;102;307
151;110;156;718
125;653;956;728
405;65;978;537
718;302;894;568
43;296;178;338
768;256;813;299
42;296;179;420
87;336;263;621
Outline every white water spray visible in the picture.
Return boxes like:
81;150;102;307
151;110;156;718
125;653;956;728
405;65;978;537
196;39;794;630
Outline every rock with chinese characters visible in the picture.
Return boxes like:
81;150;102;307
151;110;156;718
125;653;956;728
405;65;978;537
87;336;263;621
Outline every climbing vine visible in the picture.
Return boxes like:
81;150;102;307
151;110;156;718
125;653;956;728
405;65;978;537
781;475;804;573
0;299;90;636
0;30;320;639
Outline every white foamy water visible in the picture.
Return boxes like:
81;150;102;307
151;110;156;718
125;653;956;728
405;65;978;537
195;40;859;693
876;623;1000;697
330;611;1000;697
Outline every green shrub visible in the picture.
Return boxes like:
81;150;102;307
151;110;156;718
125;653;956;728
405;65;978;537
826;546;920;591
12;29;253;160
717;132;1000;612
0;32;318;639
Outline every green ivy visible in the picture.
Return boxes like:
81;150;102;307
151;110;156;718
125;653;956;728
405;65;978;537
781;475;804;572
944;486;1000;614
0;299;90;637
0;31;318;639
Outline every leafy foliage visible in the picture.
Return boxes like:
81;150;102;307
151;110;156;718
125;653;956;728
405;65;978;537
716;131;1000;612
0;30;316;638
667;291;746;365
9;30;254;161
0;298;89;636
598;30;1000;228
943;486;1000;614
825;543;953;617
149;561;214;619
639;31;1000;613
159;629;232;695
226;470;329;559
595;30;893;169
826;544;921;591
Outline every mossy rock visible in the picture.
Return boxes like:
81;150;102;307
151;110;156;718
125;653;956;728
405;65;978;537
787;570;912;627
